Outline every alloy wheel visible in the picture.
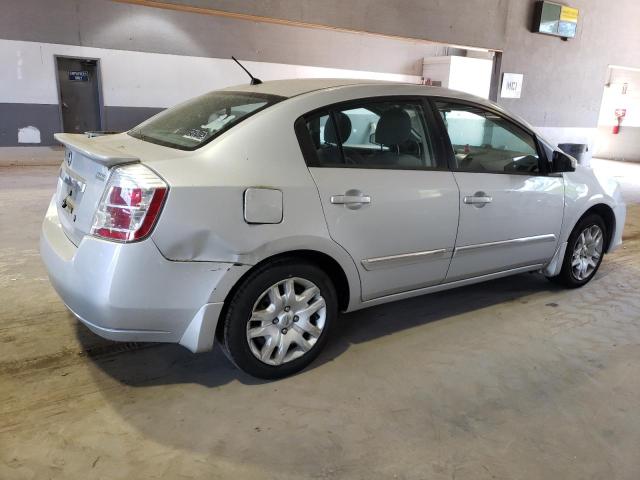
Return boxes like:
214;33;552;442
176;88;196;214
246;277;327;366
571;224;603;281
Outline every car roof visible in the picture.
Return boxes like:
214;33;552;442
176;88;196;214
221;78;400;98
221;78;478;101
222;78;544;143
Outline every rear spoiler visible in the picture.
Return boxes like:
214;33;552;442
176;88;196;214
54;133;140;167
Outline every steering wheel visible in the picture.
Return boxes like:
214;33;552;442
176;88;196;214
503;155;539;173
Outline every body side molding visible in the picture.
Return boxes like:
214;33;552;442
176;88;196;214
453;234;557;255
361;248;449;271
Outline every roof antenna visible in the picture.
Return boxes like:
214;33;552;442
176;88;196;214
231;56;262;85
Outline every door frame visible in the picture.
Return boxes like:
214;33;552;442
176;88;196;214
294;96;461;299
54;55;105;133
294;95;453;171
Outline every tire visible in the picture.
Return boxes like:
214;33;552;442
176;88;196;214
548;213;606;288
221;258;337;379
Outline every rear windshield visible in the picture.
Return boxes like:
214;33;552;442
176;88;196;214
128;91;284;150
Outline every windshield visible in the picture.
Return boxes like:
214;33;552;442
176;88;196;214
128;91;284;150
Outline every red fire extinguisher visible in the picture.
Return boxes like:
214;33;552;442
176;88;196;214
613;109;626;135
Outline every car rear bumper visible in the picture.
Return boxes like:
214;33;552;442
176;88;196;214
40;196;249;352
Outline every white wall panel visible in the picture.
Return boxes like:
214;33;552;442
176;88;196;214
448;56;491;100
0;39;420;108
422;56;492;99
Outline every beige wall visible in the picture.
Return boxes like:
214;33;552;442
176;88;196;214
157;0;640;129
2;0;640;152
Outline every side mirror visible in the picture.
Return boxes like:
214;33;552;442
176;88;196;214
552;150;576;173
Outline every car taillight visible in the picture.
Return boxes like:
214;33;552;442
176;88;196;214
91;164;168;242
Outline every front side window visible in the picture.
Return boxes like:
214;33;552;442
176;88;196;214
436;101;542;174
302;100;436;169
129;91;283;150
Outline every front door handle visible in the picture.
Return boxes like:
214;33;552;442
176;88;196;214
331;189;371;210
463;191;493;207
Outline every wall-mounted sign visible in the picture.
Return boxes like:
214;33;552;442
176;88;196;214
500;73;524;99
558;5;579;37
68;70;89;81
533;1;579;39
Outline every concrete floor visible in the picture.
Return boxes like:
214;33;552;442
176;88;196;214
1;157;640;480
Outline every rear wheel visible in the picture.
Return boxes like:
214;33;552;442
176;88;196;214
549;214;606;288
222;259;337;379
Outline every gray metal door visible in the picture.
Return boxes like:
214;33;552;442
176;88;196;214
56;57;101;133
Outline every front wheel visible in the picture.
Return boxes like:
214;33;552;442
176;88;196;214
548;214;606;288
221;259;337;379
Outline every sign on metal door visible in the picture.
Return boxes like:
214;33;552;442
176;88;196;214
68;71;89;81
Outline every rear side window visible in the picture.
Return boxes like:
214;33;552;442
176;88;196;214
435;101;542;174
300;99;437;169
129;91;283;150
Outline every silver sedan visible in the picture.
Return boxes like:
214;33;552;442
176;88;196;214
41;79;626;378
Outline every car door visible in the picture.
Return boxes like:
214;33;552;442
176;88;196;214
433;99;564;281
296;97;459;301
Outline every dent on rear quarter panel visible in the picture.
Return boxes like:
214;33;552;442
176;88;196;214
145;99;363;310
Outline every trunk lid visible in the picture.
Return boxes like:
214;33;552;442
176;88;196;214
53;133;140;245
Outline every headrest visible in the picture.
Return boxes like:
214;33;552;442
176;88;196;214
375;108;411;145
324;112;352;144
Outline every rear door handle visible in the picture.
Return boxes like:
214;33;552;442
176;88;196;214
331;195;371;204
463;196;492;204
331;189;371;210
463;191;492;207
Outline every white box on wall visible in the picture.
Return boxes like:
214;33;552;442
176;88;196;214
422;56;493;99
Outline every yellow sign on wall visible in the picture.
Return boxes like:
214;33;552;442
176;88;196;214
560;5;579;23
